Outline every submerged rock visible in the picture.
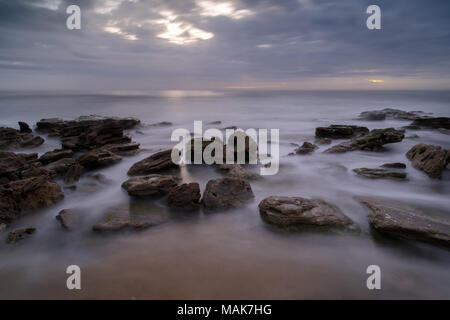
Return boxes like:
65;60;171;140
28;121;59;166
101;142;140;156
353;168;407;180
356;196;450;248
7;227;36;244
128;149;178;175
0;151;39;183
38;149;74;165
315;138;332;145
63;163;83;185
45;158;76;176
202;178;254;211
56;209;75;231
217;164;260;180
77;149;122;169
315;125;369;139
409;117;450;130
0;190;20;225
357;108;431;121
0;127;44;150
290;142;318;155
259;196;352;228
325;128;404;153
122;174;180;197
92;204;168;232
167;183;201;210
406;143;449;179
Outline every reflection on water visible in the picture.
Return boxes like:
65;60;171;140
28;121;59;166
0;90;449;299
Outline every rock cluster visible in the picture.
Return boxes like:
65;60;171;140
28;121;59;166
357;108;431;121
0;126;44;149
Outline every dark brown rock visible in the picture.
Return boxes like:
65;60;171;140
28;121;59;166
356;196;450;248
38;149;74;165
409;117;450;130
7;227;36;244
353;168;407;180
167;183;201;210
202;178;254;211
45;158;76;175
128;149;178;175
63;163;83;185
381;162;407;169
122;174;180;197
259;196;352;228
56;209;75;230
290;142;318;155
101;142;140;156
77;149;122;169
18;122;32;133
217;164;260;180
0;127;44;149
406;143;449;179
315;125;369;139
358;108;431;121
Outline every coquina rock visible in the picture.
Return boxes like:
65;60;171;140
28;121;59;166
202;178;254;211
167;183;201;210
122;174;180;197
406;143;449;179
325;128;404;153
128;149;178;175
356;196;450;248
259;196;352;228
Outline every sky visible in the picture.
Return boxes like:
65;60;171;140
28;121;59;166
0;0;449;91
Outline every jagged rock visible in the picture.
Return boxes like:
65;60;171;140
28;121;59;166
259;196;352;228
4;176;63;210
64;163;83;185
357;108;431;121
92;204;168;232
406;143;449;179
101;142;140;156
56;209;75;231
122;174;180;197
128;149;178;175
0;190;20;225
38;149;74;165
356;196;450;248
0;151;38;182
353;168;407;180
381;162;406;169
409;117;450;130
18;122;32;133
315;125;369;139
6;227;36;244
325;128;405;153
0;127;44;149
45;158;76;175
202;178;254;211
77;149;122;169
167;183;201;210
290;142;318;155
315;138;332;145
217;164;260;180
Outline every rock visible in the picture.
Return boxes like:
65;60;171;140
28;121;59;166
4;176;64;210
167;183;201;210
64;163;83;185
409;117;450;130
357;108;431;121
405;134;420;139
315;138;332;145
356;196;450;248
381;162;406;169
122;174;180;197
259;196;352;228
0;127;44;149
18;122;32;133
315;125;369;139
6;227;36;244
87;173;111;184
207;121;222;125
128;149;178;175
437;128;450;135
38;149;74;165
202;178;254;211
290;142;318;155
353;168;407;180
325;128;405;153
406;143;449;179
0;151;38;182
92;204;168;232
0;190;20;225
56;209;75;230
149;121;172;127
45;158;76;175
101;142;140;156
77;149;122;169
217;164;260;180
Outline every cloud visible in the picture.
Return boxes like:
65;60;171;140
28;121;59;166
196;1;254;19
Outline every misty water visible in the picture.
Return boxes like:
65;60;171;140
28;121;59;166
0;90;449;299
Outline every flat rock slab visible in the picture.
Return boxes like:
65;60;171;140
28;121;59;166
406;143;449;179
353;168;407;180
409;117;450;130
356;196;450;248
315;125;369;139
93;204;169;232
77;149;122;169
7;227;36;244
357;108;431;121
128;149;178;175
39;149;74;165
122;174;180;197
202;177;254;211
167;183;201;210
259;196;352;228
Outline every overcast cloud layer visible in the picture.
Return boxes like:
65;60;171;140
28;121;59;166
0;0;449;91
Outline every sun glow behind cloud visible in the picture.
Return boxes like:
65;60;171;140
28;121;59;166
196;1;254;19
104;26;138;40
369;79;384;83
